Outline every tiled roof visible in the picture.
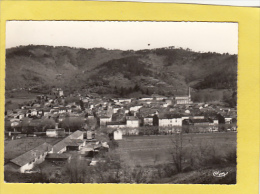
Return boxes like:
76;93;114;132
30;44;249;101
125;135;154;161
10;143;52;167
68;130;84;139
190;119;209;123
52;130;84;153
126;116;139;120
66;139;84;146
107;121;125;125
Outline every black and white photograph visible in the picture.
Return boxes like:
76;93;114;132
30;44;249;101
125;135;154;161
4;21;237;184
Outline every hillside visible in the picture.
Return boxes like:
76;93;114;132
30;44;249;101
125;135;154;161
5;45;237;97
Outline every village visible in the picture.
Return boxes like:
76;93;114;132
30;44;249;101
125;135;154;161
4;87;237;181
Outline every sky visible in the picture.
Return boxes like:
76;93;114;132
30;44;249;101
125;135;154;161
6;21;238;54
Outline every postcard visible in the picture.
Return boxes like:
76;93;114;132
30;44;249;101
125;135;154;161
0;1;259;194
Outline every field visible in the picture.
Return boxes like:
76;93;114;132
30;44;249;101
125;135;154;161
5;90;40;110
117;132;237;167
4;137;63;163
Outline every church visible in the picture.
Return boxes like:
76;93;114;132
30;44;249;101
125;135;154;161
175;87;193;104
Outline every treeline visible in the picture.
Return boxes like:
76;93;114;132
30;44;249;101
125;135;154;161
5;116;97;134
195;56;237;90
113;84;151;97
191;90;237;107
95;56;152;78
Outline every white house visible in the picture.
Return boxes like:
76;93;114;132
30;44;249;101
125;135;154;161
99;116;112;126
30;109;38;116
114;129;123;140
10;119;20;127
46;128;65;137
139;97;153;101
159;117;182;127
175;96;192;104
126;116;140;128
7;143;52;173
107;122;126;128
143;116;154;126
112;106;121;114
130;105;143;112
224;117;232;124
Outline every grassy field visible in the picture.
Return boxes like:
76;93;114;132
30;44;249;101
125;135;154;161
5;91;39;109
117;133;237;167
4;137;63;163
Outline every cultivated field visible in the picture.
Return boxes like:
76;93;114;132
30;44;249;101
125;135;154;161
117;132;237;167
5;91;40;110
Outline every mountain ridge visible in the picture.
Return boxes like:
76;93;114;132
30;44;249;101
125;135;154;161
5;45;237;97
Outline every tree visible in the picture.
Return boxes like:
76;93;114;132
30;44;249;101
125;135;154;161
60;117;85;132
153;115;159;126
134;84;140;92
86;117;97;130
145;88;149;95
41;118;56;131
79;100;85;111
170;133;184;172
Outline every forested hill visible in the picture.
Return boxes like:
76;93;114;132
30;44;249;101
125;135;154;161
5;45;237;96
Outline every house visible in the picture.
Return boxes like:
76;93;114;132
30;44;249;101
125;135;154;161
6;143;52;173
99;116;112;126
52;88;64;97
190;119;210;126
159;116;182;127
112;105;121;114
86;131;93;140
208;117;219;125
189;119;212;133
58;107;67;114
129;105;142;112
46;128;65;137
224;117;233;124
66;139;85;151
51;139;68;154
190;116;205;120
152;94;167;101
68;130;84;140
175;96;192;105
113;129;123;140
10;119;20;127
107;121;126;128
165;99;173;106
126;116;140;128
117;98;132;103
139;97;153;101
87;114;95;119
51;130;84;153
143;116;154;126
139;107;159;117
30;109;38;116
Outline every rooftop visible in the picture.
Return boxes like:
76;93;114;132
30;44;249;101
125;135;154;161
10;143;52;167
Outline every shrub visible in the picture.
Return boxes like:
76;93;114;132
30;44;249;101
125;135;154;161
225;150;237;165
